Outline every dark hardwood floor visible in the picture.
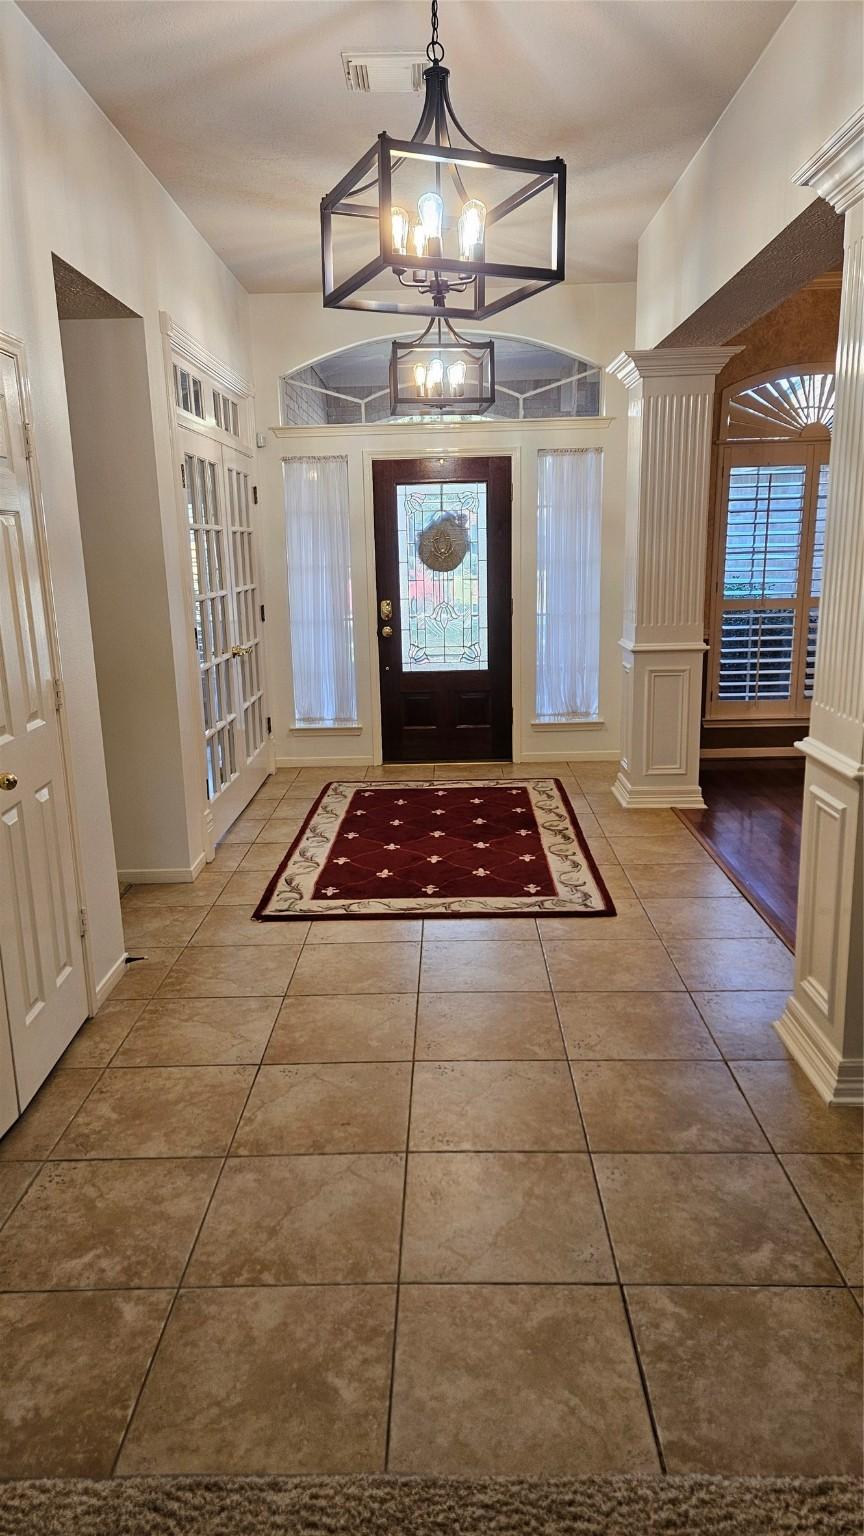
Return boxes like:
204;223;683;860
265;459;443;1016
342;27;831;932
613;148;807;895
678;758;805;951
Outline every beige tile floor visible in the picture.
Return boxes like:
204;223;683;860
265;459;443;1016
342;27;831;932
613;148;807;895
0;761;861;1480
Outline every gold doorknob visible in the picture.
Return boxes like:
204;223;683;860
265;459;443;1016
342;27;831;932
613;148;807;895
231;645;252;657
381;625;393;638
0;772;18;791
380;598;393;621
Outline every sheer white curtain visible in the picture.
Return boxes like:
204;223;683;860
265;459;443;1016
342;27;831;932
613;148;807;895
284;456;358;724
536;447;602;720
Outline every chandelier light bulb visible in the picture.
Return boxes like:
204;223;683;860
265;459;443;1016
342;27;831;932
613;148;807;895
410;221;427;283
417;191;444;258
426;356;444;395
447;358;467;397
391;206;410;256
458;199;486;263
412;361;428;396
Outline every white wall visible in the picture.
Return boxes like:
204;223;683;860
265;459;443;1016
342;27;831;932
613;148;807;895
635;1;864;347
60;318;192;881
0;2;252;996
249;284;636;764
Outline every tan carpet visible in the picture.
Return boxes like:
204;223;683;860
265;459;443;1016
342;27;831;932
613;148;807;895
0;1476;861;1535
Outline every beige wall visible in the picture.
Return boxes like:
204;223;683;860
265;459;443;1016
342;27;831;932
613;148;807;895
635;1;863;348
60;318;193;879
0;3;251;995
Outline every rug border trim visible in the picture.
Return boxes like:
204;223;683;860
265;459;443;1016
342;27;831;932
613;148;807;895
252;777;616;922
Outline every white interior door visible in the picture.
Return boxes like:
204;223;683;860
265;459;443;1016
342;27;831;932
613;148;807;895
0;345;88;1116
179;429;268;842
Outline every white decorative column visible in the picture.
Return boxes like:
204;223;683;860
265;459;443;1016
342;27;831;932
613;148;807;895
606;348;740;808
776;108;864;1105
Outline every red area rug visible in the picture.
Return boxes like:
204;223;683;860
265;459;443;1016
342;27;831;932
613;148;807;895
255;778;615;921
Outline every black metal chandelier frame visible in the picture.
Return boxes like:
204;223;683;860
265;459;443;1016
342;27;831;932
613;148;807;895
320;2;566;323
389;316;495;416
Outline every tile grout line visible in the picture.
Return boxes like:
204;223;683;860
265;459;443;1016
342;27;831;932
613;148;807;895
107;887;305;1476
539;933;669;1476
594;849;855;1295
686;994;856;1294
382;925;422;1473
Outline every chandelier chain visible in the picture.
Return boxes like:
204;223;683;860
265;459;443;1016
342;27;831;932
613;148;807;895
427;0;445;64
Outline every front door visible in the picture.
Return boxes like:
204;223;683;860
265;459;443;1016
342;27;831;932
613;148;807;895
179;429;268;841
373;456;512;762
0;343;88;1115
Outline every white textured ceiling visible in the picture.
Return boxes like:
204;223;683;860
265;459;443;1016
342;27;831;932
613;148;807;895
19;0;792;292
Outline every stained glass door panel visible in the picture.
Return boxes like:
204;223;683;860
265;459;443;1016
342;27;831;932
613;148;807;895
373;458;512;762
396;482;488;671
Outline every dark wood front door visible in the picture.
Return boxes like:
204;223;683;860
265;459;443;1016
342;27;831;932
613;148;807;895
373;456;512;762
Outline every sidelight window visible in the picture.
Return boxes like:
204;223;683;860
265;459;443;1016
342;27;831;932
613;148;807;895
535;448;602;721
284;456;358;726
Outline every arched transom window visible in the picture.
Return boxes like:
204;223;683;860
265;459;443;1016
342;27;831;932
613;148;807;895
709;369;833;721
281;336;602;426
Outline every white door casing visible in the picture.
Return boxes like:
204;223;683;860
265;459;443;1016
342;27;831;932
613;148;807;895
179;428;268;842
0;344;88;1115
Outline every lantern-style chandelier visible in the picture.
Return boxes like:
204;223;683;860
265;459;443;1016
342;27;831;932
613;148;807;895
390;316;494;416
320;0;566;323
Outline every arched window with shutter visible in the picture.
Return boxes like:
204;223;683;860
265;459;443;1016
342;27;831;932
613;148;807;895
707;369;833;720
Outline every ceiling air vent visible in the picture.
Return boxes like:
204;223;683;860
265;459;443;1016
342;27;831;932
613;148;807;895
341;51;426;94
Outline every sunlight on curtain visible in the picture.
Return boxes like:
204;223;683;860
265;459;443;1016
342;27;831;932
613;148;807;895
284;456;358;725
536;448;602;720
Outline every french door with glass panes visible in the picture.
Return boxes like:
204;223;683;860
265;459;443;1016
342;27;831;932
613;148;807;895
179;429;268;840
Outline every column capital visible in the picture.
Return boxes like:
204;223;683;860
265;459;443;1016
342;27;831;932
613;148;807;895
794;105;864;215
607;347;741;390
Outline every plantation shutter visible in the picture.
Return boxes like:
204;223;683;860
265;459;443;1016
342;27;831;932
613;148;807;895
711;444;829;719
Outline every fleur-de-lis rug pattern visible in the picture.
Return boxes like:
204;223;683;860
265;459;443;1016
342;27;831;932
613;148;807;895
254;779;615;921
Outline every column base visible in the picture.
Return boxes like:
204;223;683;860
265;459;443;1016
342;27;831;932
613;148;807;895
775;995;864;1106
612;772;706;811
616;642;707;810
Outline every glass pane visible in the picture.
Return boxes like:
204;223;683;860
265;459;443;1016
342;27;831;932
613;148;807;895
811;462;829;597
397;481;488;671
723;464;806;599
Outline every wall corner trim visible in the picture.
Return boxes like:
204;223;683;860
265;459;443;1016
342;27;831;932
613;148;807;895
607;348;743;388
794;106;864;215
94;952;129;1010
160;311;253;398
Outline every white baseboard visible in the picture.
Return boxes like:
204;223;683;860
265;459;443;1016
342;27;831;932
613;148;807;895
612;773;706;810
775;996;864;1106
117;857;205;884
94;952;128;1010
522;751;619;763
275;755;372;769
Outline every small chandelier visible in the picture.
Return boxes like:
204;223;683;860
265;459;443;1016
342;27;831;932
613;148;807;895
321;0;566;322
390;317;494;416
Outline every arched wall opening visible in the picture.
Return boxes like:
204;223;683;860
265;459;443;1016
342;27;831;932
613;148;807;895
280;333;605;427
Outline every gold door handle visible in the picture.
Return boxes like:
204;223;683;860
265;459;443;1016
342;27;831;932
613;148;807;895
381;625;393;638
0;772;18;791
231;645;252;657
380;598;393;621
